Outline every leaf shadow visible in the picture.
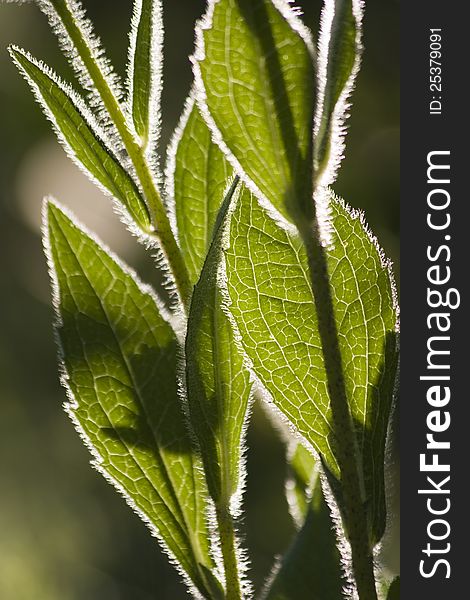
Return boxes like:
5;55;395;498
236;0;315;218
104;344;193;457
61;310;194;460
322;329;399;544
184;280;227;501
359;329;399;543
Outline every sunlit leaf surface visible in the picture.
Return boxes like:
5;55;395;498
226;188;398;544
45;201;223;598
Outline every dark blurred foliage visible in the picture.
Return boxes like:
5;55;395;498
0;1;399;598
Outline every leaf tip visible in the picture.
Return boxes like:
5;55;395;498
7;43;27;70
43;194;64;230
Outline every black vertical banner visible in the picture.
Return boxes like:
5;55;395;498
401;3;468;598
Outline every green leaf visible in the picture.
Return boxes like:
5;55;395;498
127;0;163;151
225;188;399;545
186;179;251;506
285;442;318;529
264;446;343;600
167;96;232;285
45;200;222;598
11;47;151;232
314;0;364;188
36;0;125;131
386;577;400;600
186;180;252;596
194;0;315;222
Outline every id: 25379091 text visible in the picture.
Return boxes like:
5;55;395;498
429;28;443;116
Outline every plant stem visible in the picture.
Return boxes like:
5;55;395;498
49;0;192;311
298;216;378;600
215;505;243;600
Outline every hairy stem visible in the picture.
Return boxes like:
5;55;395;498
298;216;377;600
215;505;243;600
48;0;192;310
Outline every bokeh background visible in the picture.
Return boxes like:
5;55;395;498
0;1;399;598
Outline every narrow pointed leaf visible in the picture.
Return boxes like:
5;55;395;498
36;0;124;132
45;201;222;598
314;0;363;188
225;188;399;545
185;181;252;596
127;0;163;151
11;47;151;231
186;181;252;507
194;0;315;222
265;449;343;600
167;96;232;285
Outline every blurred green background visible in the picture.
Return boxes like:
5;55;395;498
0;1;399;598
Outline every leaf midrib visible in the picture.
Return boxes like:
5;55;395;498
222;4;278;196
245;212;334;441
332;217;373;464
52;214;203;574
211;284;233;506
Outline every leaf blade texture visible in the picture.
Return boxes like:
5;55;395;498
45;201;222;598
194;0;315;223
127;0;163;153
226;188;399;545
167;96;232;286
11;47;151;232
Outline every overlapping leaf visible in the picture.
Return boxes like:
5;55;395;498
184;181;252;598
45;201;222;598
186;181;252;508
8;0;398;596
11;48;151;231
167;98;232;286
225;188;399;544
194;0;315;223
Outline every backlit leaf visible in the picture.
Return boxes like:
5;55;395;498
35;0;124;134
45;200;223;598
194;0;315;224
166;96;232;285
11;47;151;232
186;180;251;507
225;187;399;545
314;0;364;189
127;0;163;155
186;181;252;595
